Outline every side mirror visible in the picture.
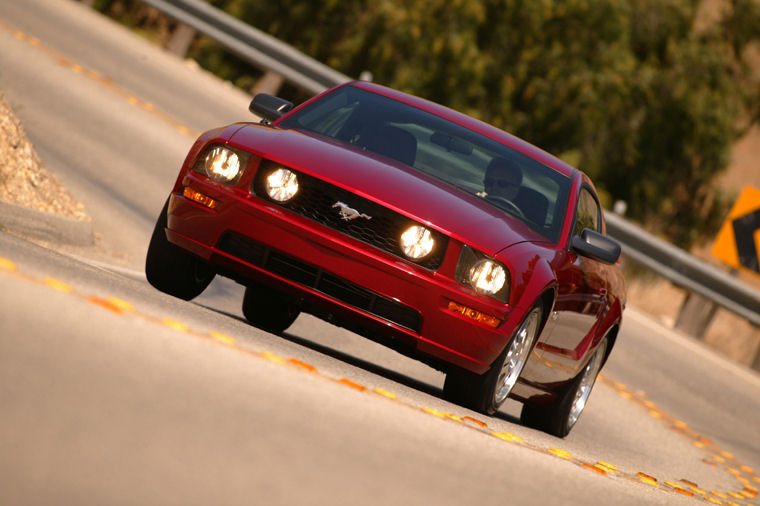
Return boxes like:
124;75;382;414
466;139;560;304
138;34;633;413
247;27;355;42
249;93;294;122
571;229;621;265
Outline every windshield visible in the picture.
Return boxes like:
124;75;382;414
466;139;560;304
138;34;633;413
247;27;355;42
279;85;571;243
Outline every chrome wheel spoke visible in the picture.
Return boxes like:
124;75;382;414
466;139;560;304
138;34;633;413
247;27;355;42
494;308;540;405
567;341;607;428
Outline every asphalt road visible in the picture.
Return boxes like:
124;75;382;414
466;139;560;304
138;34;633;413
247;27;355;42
1;1;759;505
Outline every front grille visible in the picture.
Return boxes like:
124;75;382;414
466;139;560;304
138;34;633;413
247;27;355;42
217;232;422;333
252;161;448;271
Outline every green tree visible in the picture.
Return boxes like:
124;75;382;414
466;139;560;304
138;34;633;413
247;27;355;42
96;0;760;248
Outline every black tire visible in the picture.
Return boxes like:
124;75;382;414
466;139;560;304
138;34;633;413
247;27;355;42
520;338;608;438
443;305;542;415
145;198;215;300
242;282;300;334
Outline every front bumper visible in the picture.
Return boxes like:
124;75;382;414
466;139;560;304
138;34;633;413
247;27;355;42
166;175;521;374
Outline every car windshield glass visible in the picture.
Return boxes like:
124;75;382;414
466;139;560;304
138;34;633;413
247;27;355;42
279;85;571;243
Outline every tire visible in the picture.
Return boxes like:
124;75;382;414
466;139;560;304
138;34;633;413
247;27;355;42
444;305;542;415
242;282;300;334
145;198;215;300
520;338;608;438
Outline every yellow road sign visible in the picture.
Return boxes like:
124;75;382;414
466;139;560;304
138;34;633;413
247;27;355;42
712;186;760;274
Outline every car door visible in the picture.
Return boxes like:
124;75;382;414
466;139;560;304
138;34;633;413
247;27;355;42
535;186;609;378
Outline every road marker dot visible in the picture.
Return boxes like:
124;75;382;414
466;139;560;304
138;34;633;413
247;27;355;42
491;432;524;443
462;416;488;428
43;277;73;293
583;463;607;475
548;448;572;460
338;378;367;392
107;297;134;312
161;318;188;332
261;352;286;364
422;407;448;418
88;296;127;314
373;387;397;400
288;358;317;372
637;472;658;487
209;332;236;346
0;257;17;271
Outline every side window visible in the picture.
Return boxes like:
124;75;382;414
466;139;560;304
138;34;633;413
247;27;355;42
574;187;600;237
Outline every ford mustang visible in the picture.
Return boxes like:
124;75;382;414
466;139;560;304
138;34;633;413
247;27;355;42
146;81;625;437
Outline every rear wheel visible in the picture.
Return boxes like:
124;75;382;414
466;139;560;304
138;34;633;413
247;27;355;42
145;198;215;300
521;338;608;438
444;305;542;415
242;283;300;334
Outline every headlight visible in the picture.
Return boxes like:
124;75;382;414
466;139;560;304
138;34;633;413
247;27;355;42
194;145;245;184
455;245;510;302
469;260;506;295
400;225;435;260
265;167;299;202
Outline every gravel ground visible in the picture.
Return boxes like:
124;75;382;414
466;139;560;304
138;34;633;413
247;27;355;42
0;91;89;221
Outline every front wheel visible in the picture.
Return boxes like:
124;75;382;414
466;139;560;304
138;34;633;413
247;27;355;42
242;283;300;334
444;305;542;415
145;198;215;300
520;338;608;438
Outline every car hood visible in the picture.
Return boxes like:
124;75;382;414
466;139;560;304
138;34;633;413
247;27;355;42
230;125;550;256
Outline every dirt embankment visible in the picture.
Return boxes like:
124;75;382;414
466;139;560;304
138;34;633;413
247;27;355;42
0;92;88;220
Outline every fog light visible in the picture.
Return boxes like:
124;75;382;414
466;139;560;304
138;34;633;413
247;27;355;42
400;225;435;260
265;168;299;202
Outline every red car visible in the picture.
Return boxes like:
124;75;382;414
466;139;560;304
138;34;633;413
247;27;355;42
146;81;625;437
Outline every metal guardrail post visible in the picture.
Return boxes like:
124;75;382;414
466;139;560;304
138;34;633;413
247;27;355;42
606;212;760;327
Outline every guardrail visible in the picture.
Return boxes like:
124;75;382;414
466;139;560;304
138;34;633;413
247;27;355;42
136;0;760;346
606;214;760;327
140;0;351;95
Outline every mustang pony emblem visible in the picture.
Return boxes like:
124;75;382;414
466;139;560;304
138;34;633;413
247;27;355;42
332;201;372;221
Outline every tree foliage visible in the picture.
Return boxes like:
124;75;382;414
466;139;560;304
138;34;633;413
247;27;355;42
98;0;760;248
